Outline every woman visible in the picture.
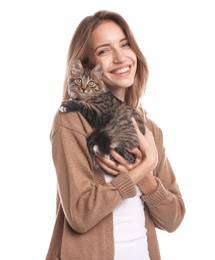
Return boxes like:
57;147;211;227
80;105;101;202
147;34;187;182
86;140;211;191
46;10;185;260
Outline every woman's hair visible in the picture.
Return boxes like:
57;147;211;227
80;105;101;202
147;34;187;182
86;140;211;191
62;10;149;112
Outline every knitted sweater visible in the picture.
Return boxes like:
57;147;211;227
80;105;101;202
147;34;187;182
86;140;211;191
46;111;185;260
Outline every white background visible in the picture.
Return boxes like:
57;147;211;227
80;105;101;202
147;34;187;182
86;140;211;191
0;0;215;259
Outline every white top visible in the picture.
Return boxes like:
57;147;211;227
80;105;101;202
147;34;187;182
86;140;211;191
105;173;150;260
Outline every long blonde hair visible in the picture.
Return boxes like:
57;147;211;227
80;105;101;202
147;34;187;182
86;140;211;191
62;10;148;112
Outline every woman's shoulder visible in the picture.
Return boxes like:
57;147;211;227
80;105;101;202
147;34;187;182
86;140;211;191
144;115;165;156
140;108;162;135
51;110;92;138
144;115;161;132
144;115;163;141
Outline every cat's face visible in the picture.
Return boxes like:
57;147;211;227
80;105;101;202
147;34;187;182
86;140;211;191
68;59;107;100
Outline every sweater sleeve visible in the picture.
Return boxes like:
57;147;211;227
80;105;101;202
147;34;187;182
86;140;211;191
138;117;186;232
51;111;136;233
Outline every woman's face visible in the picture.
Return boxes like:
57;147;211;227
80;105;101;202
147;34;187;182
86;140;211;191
89;21;137;101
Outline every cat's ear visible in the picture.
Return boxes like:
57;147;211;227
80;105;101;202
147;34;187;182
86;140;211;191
72;59;84;74
92;63;103;79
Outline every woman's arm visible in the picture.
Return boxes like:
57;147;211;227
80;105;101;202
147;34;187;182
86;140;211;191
140;117;186;232
51;111;137;233
96;116;186;232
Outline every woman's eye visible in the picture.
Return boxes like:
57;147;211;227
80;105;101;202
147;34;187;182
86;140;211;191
97;48;109;55
122;42;130;47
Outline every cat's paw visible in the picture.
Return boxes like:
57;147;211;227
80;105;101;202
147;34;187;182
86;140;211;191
59;106;67;112
114;147;136;164
59;101;69;112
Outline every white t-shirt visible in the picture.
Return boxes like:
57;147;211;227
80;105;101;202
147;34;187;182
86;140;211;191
105;173;150;260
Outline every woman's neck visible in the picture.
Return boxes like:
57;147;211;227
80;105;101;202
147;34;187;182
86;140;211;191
109;88;125;102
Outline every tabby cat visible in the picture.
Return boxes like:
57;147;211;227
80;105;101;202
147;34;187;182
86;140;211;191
60;59;145;170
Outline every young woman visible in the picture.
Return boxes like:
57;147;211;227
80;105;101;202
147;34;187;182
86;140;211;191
46;10;185;260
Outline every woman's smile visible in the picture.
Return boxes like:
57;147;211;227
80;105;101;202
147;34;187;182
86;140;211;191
89;21;137;100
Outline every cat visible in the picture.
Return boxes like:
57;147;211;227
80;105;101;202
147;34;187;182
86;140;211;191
60;59;145;170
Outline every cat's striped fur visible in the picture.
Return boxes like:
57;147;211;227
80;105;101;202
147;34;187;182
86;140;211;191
60;59;145;170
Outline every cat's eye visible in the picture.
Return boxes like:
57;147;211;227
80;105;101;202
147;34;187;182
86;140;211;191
75;78;82;85
88;81;95;87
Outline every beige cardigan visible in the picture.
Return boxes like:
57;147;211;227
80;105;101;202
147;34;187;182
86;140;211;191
46;111;185;260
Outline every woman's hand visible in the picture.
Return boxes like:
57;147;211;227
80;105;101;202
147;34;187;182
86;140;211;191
129;117;158;188
131;117;158;171
95;147;143;176
95;117;158;185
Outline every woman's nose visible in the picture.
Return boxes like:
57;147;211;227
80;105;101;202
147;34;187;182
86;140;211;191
113;49;125;63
